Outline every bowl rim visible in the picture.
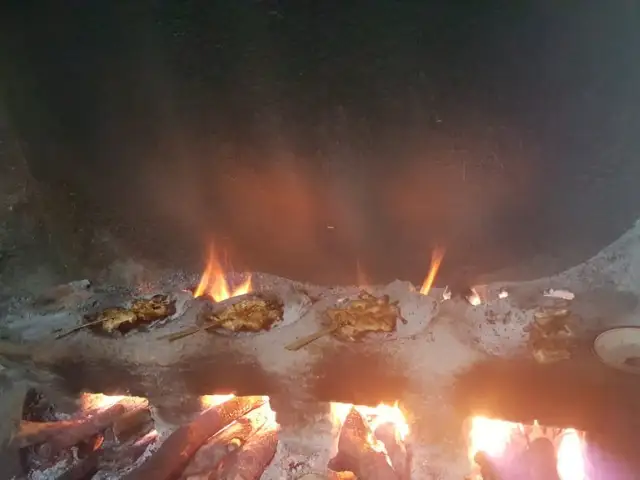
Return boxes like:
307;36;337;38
592;326;640;374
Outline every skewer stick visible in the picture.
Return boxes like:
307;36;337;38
285;325;339;351
55;317;108;339
159;319;224;342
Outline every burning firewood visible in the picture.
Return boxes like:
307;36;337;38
182;404;271;477
374;422;411;480
55;294;176;339
100;429;158;469
112;403;153;441
32;402;127;460
215;426;279;480
56;428;158;480
329;407;401;480
12;402;125;452
124;395;266;480
163;292;284;342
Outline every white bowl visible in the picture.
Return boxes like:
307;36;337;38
593;327;640;374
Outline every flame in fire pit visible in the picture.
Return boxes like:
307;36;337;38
80;393;147;412
194;246;252;301
420;246;445;295
199;393;236;409
557;429;587;480
330;401;409;446
200;394;278;429
467;416;588;480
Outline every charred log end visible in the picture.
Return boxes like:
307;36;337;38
217;427;279;480
183;404;272;477
330;407;400;480
374;422;410;479
124;395;266;480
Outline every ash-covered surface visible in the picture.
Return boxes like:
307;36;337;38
2;221;640;477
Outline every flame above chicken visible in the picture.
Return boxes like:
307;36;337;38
193;245;251;301
420;246;445;295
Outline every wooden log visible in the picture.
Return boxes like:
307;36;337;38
13;419;83;448
216;426;279;480
55;423;158;479
373;422;410;479
182;405;270;476
100;430;159;470
124;396;266;480
112;405;152;441
36;403;126;459
330;407;399;480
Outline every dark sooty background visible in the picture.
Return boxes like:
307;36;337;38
3;1;640;285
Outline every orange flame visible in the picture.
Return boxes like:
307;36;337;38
194;246;251;301
420;246;445;295
557;429;587;480
330;401;409;454
467;416;588;480
199;393;236;410
199;395;279;430
80;393;147;412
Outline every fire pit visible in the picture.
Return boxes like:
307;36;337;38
2;238;640;478
9;387;596;480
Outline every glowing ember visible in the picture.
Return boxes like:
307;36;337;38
199;393;236;409
80;393;147;412
420;246;445;295
466;287;482;306
330;401;409;450
467;416;588;479
193;245;251;301
557;429;587;480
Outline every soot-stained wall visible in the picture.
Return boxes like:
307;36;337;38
3;2;640;285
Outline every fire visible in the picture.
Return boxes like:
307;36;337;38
468;416;520;461
420;246;445;295
557;429;587;480
262;397;279;430
80;393;147;412
194;246;251;301
199;393;236;409
467;416;588;480
200;394;278;430
330;401;409;447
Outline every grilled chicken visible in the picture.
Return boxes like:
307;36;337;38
203;295;284;333
327;291;404;341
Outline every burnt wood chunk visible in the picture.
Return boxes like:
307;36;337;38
329;407;400;480
124;396;266;480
